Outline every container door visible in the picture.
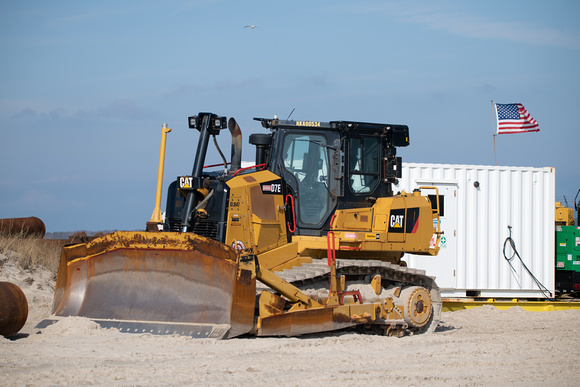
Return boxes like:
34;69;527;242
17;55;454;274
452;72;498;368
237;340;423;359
406;183;458;290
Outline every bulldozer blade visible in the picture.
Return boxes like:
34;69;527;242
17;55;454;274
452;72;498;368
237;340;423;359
36;317;231;338
38;231;255;339
258;306;355;337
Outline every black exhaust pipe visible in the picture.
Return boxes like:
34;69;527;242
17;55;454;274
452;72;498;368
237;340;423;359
228;118;242;173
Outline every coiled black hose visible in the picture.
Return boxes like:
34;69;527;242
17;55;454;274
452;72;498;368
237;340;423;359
503;225;553;299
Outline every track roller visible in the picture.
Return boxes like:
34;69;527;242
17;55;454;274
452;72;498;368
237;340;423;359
399;286;432;328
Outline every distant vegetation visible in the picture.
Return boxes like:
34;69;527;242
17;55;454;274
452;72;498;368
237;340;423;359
0;234;61;275
44;230;117;239
1;230;120;277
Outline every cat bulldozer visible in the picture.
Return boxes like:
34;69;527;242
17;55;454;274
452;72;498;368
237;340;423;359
40;112;442;338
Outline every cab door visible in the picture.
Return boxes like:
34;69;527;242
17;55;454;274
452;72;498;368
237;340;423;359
279;130;340;234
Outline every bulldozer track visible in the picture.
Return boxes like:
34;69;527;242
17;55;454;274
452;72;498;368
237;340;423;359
259;259;441;335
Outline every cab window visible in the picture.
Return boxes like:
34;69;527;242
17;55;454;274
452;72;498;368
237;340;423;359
349;137;380;194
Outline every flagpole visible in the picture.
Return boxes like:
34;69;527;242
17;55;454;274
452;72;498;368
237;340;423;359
491;100;497;165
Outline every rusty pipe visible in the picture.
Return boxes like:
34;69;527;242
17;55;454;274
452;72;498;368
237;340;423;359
228;117;242;173
0;217;46;238
0;282;28;337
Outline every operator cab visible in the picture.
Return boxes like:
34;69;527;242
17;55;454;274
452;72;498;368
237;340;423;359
254;117;409;236
164;113;410;242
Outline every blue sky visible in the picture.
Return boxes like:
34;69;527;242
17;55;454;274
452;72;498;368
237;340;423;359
1;0;579;232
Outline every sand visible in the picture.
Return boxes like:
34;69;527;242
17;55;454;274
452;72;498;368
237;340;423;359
1;256;579;386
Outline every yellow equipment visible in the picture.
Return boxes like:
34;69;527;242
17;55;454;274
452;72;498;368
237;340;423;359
555;202;575;226
40;113;442;338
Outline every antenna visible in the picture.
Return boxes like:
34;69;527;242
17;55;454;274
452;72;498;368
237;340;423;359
287;108;295;120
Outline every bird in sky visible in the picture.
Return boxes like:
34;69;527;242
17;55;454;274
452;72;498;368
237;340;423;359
244;25;258;29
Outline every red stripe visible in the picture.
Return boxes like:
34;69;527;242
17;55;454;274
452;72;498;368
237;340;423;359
499;126;539;130
411;217;420;233
497;129;540;134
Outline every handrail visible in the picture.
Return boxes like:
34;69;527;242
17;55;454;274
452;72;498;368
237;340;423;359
203;162;231;169
285;194;296;233
232;163;267;177
326;231;336;267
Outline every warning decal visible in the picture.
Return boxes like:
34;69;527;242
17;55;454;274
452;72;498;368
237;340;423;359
232;240;245;251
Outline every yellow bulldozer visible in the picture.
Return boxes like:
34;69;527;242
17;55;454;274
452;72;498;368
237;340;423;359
39;112;442;338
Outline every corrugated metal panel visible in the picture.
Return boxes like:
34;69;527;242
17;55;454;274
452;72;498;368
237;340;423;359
395;163;555;298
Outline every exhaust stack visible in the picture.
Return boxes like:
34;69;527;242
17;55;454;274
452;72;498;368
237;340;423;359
228;117;242;173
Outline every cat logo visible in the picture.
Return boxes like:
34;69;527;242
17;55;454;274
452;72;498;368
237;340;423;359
179;176;194;190
390;215;404;228
388;209;406;233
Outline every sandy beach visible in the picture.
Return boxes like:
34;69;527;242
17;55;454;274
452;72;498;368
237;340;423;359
1;257;579;386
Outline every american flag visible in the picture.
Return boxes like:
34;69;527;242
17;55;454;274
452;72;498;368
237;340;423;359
495;103;540;134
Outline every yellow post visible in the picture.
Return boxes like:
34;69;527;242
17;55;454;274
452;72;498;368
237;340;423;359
149;123;172;225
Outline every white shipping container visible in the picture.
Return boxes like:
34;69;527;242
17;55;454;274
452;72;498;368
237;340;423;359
395;163;555;299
